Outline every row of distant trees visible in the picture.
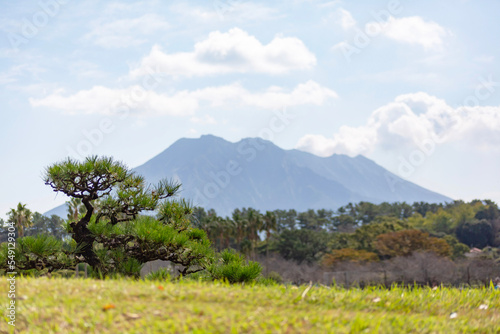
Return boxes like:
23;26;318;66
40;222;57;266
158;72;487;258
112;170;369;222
2;201;499;287
2;186;499;287
2;199;499;267
0;203;68;242
186;200;500;267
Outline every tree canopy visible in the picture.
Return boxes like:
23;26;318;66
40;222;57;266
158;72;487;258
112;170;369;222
41;156;212;275
1;155;261;283
7;203;33;237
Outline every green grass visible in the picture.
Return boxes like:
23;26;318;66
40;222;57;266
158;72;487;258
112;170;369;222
1;277;499;333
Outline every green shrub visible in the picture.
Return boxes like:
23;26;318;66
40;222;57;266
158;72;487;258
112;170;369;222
145;268;172;281
52;269;77;278
207;249;262;283
119;257;143;278
266;271;283;284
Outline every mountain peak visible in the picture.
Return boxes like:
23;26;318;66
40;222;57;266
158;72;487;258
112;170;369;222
132;135;451;215
48;134;452;218
199;134;227;141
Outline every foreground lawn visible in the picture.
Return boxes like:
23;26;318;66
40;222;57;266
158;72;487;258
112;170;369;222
1;277;499;333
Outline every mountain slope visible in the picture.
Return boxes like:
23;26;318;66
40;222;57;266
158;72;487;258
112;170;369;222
132;135;451;216
45;135;451;218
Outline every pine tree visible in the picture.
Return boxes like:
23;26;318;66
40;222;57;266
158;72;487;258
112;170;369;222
43;155;213;276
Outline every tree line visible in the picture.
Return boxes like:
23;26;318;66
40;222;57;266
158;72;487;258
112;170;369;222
188;200;500;267
3;197;499;268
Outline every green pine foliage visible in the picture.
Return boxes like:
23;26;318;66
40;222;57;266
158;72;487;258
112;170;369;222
0;234;78;274
207;249;262;283
145;268;172;281
1;156;263;283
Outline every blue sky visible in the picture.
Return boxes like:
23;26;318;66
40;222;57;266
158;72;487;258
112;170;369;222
1;0;499;218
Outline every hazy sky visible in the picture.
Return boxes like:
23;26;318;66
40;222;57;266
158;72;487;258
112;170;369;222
1;0;499;218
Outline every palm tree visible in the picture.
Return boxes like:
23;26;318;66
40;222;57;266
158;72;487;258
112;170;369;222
262;211;277;257
232;211;248;251
67;198;85;222
246;208;263;258
7;203;33;237
204;215;219;245
222;218;235;249
216;217;227;251
205;215;231;251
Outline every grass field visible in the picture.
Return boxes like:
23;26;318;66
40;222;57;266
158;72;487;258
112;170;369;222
1;277;499;333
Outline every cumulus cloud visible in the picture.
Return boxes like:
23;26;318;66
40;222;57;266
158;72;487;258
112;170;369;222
30;80;337;116
83;14;169;48
29;85;198;116
191;80;337;109
130;28;317;77
365;16;449;50
296;92;500;157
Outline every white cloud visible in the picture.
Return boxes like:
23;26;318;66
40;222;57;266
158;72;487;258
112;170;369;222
190;115;217;124
296;126;375;157
83;14;169;48
323;7;356;30
69;61;107;79
29;85;198;116
190;80;337;109
131;28;317;77
365;16;449;50
318;1;341;8
30;80;337;116
170;2;280;22
0;64;46;85
337;8;356;30
296;92;500;157
103;0;160;15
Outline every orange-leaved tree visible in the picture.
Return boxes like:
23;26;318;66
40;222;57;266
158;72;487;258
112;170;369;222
375;229;451;258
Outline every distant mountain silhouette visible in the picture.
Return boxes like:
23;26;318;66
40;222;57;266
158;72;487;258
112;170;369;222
45;135;451;218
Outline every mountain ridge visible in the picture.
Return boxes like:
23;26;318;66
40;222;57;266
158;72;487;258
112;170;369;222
44;135;452;217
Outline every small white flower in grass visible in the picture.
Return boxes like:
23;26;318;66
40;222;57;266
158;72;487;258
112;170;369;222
449;312;458;319
372;297;381;303
479;304;488;310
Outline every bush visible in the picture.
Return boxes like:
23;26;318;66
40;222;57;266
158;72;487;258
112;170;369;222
119;258;143;278
443;235;469;259
145;268;172;281
207;249;262;283
266;271;284;284
322;248;379;267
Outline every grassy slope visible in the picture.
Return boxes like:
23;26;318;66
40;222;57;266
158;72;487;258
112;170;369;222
1;278;499;333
